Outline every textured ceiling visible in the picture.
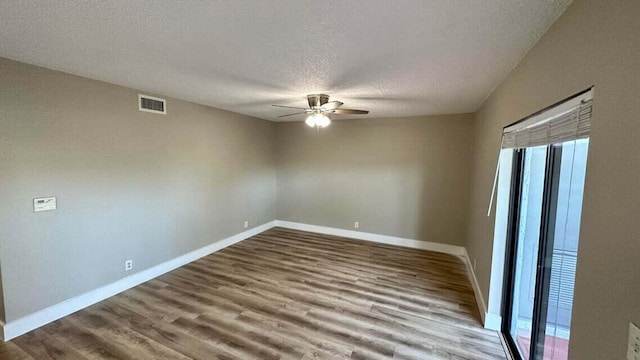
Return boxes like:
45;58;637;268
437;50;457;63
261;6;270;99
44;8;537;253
0;1;571;121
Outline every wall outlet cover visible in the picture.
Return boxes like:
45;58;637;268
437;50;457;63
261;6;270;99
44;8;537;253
125;260;133;271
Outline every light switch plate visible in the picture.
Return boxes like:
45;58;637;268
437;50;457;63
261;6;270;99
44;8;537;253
628;322;640;360
34;197;56;212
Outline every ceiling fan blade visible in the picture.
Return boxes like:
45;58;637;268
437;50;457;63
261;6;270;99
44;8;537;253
277;112;308;118
320;101;344;110
272;105;309;110
332;109;369;115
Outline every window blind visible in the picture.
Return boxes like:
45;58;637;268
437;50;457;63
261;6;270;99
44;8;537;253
487;89;593;216
501;92;593;149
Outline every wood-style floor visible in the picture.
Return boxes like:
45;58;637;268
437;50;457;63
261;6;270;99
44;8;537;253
0;227;507;359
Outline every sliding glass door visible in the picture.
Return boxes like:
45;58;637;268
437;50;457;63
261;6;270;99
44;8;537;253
503;139;589;360
506;145;548;358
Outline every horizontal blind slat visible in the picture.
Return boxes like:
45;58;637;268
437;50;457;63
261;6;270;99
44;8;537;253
502;100;592;149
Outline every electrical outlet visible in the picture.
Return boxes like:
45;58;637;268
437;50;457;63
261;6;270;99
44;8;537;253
628;322;640;360
125;260;133;271
244;220;249;229
354;221;359;229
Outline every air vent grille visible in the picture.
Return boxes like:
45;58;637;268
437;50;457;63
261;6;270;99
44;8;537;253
138;94;166;114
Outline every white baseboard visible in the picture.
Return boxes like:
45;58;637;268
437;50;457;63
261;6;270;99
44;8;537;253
460;248;492;327
2;220;492;341
274;220;466;256
1;220;277;341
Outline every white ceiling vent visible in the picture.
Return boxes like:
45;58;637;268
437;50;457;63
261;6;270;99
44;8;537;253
138;94;166;114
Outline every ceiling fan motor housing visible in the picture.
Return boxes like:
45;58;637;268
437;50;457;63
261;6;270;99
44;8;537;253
273;94;368;119
307;94;330;108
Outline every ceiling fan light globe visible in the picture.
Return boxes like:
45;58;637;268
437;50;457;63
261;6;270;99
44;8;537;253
319;116;331;127
305;113;330;128
305;115;316;127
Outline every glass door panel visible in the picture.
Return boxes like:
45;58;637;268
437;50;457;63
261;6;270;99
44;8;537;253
508;145;548;359
540;138;589;360
503;139;589;360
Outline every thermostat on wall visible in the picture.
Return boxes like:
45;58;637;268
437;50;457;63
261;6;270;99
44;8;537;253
34;197;56;212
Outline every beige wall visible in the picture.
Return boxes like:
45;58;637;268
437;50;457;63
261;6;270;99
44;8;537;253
466;0;640;358
276;115;474;246
0;57;277;322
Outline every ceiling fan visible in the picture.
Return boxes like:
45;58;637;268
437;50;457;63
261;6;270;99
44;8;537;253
273;94;369;128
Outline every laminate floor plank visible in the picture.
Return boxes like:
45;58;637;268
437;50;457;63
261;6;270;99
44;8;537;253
42;318;137;360
67;310;192;360
10;330;86;360
89;302;240;360
0;333;45;360
4;227;507;359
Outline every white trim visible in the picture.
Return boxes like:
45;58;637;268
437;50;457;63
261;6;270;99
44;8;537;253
460;248;488;325
1;220;488;341
485;149;514;330
138;94;167;115
484;312;503;331
274;220;466;256
1;221;276;341
460;248;502;331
